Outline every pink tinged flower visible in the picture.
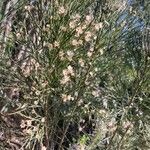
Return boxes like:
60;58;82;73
20;120;26;128
67;65;74;76
63;69;69;76
85;36;91;42
85;31;92;37
23;128;32;134
62;94;73;102
76;27;83;36
26;120;32;126
16;33;21;38
94;23;103;31
90;47;94;51
123;121;133;129
79;126;83;131
108;118;116;128
85;31;92;42
23;66;31;77
82;24;87;29
60;76;70;85
69;21;76;29
58;6;66;15
54;41;59;47
71;39;78;46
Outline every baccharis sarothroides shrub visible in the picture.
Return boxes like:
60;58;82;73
0;0;149;149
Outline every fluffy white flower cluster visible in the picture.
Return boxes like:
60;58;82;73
60;65;75;85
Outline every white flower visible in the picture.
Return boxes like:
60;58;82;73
34;101;38;105
85;81;90;85
41;145;47;150
89;47;94;51
67;65;74;76
78;99;83;106
79;126;83;131
54;41;59;47
89;71;94;77
16;33;21;38
26;120;32;126
94;35;97;40
58;6;66;15
94;23;103;30
87;51;92;57
92;90;99;97
123;121;133;129
60;76;70;85
71;39;78;46
23;128;32;135
78;39;83;45
41;117;45;123
85;31;92;37
94;67;98;72
59;51;65;60
24;5;32;11
69;21;76;29
85;36;91;42
62;94;73;102
82;24;87;29
85;31;92;42
100;49;104;55
79;58;85;67
48;43;53;49
20;120;26;128
61;66;74;85
35;90;40;96
60;26;67;31
103;99;108;108
72;13;81;20
99;109;107;115
46;24;50;28
86;15;93;22
129;6;133;12
63;69;69;76
76;26;83;37
41;81;48;88
67;51;74;61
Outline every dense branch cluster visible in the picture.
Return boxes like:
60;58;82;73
0;0;149;150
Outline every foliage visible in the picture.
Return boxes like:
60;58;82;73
0;0;149;150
